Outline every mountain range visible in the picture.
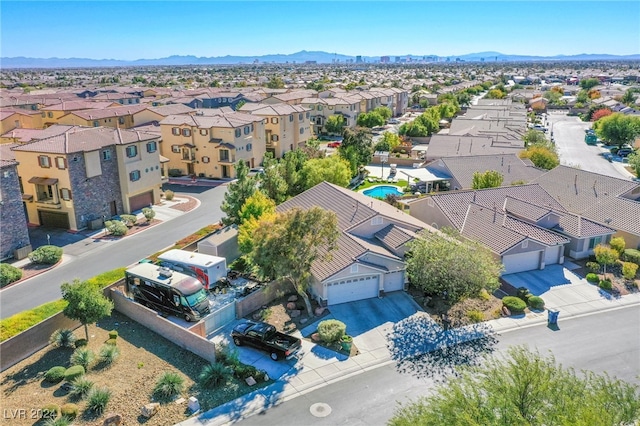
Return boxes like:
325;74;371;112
2;51;639;68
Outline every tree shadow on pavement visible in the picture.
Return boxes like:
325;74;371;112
386;313;498;383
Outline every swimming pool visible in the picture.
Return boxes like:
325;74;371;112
363;185;404;198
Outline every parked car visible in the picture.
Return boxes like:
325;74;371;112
327;141;341;148
388;118;400;124
231;321;302;361
617;148;635;158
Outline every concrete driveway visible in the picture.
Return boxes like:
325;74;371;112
502;264;582;296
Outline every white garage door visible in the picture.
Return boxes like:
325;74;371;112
502;252;540;274
384;271;405;292
327;275;379;305
544;246;561;265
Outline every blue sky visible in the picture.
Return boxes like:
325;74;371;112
1;1;639;59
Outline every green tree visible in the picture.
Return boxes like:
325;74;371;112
259;154;288;204
519;145;559;170
621;89;637;106
220;160;257;225
61;279;114;341
237;192;276;255
594;244;620;277
523;129;547;147
485;88;506;99
281;149;309;197
388;346;640;426
266;76;285;89
325;114;346;134
339;127;373;175
416;108;440;135
593;113;640;148
373;106;392;121
374;132;402;152
249;207;339;317
472;170;504;189
357;111;385;128
610;236;626;256
301;155;351;190
579;78;600;91
406;228;503;303
627;151;640;178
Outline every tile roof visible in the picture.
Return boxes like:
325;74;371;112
238;103;308;116
426;135;524;159
0;143;19;164
374;224;416;250
554;214;616;238
12;127;159;154
160;110;262;129
147;104;194;116
41;101;116;111
65;104;147;120
1;124;79;143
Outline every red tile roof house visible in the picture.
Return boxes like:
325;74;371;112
408;183;617;274
276;181;438;306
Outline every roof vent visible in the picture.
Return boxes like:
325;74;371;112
158;267;173;278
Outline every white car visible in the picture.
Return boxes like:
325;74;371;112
388;118;400;124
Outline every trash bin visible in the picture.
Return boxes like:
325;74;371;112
547;310;559;325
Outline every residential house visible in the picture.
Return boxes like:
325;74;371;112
92;93;141;105
0;109;45;133
425;135;525;162
262;90;317;106
237;103;311;158
12;127;163;231
159;110;265;179
0;145;31;260
277;181;438;306
1;124;80;144
533;166;640;249
132;104;195;127
39;101;120;127
57;105;147;129
425;154;545;190
302;96;361;135
408;184;617;274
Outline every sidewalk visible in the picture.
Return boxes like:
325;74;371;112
178;275;640;426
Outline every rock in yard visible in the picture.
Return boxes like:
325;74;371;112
286;302;296;310
287;295;298;302
103;413;123;426
502;306;511;316
300;318;308;324
289;309;301;318
141;403;160;418
314;307;325;316
245;376;257;386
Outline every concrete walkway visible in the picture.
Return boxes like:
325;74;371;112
178;270;640;426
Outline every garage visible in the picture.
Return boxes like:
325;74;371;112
383;270;405;292
544;245;562;265
129;191;153;212
326;275;379;305
502;251;541;275
38;210;70;229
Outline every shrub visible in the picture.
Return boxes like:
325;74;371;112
233;364;258;381
466;310;484;323
70;376;94;399
75;338;88;348
120;214;137;227
28;245;63;264
70;348;94;370
63;365;85;382
199;362;232;389
623;249;640;265
586;273;600;283
585;262;600;273
502;296;527;313
528;296;545;310
0;263;22;287
516;287;532;303
478;288;491;301
599;280;613;291
86;387;111;414
142;207;155;222
105;220;128;236
164;190;175;201
50;329;77;348
317;319;346;343
106;338;117;346
108;330;118;340
60;403;79;419
622;262;639;280
153;371;184;400
98;344;120;365
610;237;626;256
44;366;66;383
44;416;71;426
41;404;60;420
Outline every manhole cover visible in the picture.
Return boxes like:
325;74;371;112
309;402;332;418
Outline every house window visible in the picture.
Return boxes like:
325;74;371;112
250;124;254;132
126;145;138;158
93;121;99;127
220;149;230;161
202;156;210;163
129;170;141;181
182;128;191;137
521;240;528;249
300;128;304;135
588;236;602;250
271;117;278;124
306;112;311;118
235;129;241;138
200;129;208;136
118;117;125;125
36;184;55;202
146;141;157;153
271;134;279;142
244;126;250;135
289;115;294;122
299;113;303;121
172;127;180;136
38;155;51;168
171;145;181;153
102;150;112;161
328;106;333;110
55;157;66;169
60;188;72;201
318;106;323;111
350;264;358;273
308;105;314;111
47;112;53;118
246;143;252;151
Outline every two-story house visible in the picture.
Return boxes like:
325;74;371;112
237;103;311;158
57;105;147;129
12;126;163;231
39;101;119;127
159;110;265;179
302;96;361;135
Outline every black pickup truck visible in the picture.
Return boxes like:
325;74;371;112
231;321;302;361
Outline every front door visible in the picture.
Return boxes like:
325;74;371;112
110;201;117;216
222;165;230;178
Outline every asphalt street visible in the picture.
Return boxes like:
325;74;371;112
547;112;629;179
0;183;227;318
237;306;640;426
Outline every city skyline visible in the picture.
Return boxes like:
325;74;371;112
1;1;639;61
